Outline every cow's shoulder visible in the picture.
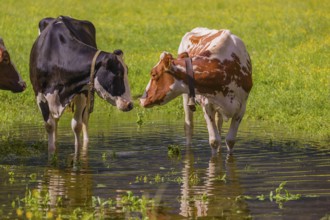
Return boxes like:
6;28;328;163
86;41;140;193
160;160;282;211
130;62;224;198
38;17;55;34
37;16;97;48
60;16;97;48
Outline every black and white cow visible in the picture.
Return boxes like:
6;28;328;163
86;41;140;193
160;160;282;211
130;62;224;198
0;37;26;92
30;16;133;153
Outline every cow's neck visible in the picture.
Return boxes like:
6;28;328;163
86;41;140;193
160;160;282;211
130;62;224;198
87;50;102;113
171;59;190;83
171;56;224;95
165;59;194;98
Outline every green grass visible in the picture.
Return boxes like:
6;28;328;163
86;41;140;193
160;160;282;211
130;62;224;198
0;0;329;139
12;187;154;219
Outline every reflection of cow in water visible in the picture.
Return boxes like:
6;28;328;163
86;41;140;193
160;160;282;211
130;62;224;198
146;139;250;219
37;148;92;211
178;150;250;218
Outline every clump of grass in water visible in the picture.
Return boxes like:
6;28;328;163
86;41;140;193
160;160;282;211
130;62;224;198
180;192;209;206
236;181;302;209
136;112;144;126
13;188;53;219
167;144;181;159
8;171;15;184
269;181;301;208
12;187;155;219
0;134;44;163
215;173;227;183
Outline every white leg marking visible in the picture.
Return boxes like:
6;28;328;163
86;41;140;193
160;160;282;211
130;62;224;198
45;116;58;153
225;104;246;154
71;94;89;151
215;111;223;137
202;102;221;154
183;94;194;145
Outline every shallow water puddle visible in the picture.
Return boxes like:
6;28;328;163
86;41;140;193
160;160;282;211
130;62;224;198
0;113;329;219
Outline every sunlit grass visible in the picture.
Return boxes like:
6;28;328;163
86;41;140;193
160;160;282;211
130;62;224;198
11;187;155;220
0;0;328;139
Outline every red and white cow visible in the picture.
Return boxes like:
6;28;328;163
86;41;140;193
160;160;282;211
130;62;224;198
140;28;252;154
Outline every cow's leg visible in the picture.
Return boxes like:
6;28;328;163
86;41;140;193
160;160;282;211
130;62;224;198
45;116;58;154
82;98;90;145
202;103;221;154
225;105;246;154
215;111;223;137
71;94;88;152
37;96;58;153
183;94;194;145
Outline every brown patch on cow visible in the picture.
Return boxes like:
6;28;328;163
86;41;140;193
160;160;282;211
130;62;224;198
189;35;202;44
199;50;212;57
143;60;175;107
172;53;252;96
178;52;189;59
188;31;223;56
0;48;3;63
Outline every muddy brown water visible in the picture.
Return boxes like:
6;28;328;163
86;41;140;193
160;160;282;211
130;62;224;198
0;112;329;219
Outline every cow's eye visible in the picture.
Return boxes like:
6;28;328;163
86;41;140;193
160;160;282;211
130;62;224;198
151;72;157;80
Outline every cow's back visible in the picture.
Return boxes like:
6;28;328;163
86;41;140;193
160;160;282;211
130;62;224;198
38;16;97;47
179;28;250;65
178;27;252;94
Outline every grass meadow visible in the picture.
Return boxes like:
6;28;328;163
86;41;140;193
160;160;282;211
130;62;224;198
0;0;329;139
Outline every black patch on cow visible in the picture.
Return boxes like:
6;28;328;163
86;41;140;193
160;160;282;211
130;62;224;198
38;101;50;122
60;16;97;48
59;34;66;44
96;54;126;96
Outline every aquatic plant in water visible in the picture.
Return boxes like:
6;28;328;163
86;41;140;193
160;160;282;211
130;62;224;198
167;144;181;159
269;181;301;208
236;181;302;209
11;187;155;220
136;112;144;126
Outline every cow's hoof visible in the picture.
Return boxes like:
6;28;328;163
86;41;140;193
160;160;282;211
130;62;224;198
211;146;220;155
226;140;235;154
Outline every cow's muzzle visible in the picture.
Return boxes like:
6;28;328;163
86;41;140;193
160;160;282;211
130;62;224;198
139;98;147;107
116;97;133;112
139;98;155;108
12;81;27;93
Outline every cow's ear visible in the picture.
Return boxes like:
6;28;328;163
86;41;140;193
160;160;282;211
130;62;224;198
0;50;10;64
160;52;173;69
178;52;189;59
105;54;117;68
113;49;123;58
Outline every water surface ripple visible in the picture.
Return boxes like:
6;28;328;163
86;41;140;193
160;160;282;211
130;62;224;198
0;115;329;219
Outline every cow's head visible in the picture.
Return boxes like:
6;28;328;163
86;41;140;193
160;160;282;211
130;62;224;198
0;38;26;93
94;50;133;112
140;51;188;108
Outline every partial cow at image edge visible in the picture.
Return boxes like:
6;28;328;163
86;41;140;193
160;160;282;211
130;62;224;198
0;37;26;93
